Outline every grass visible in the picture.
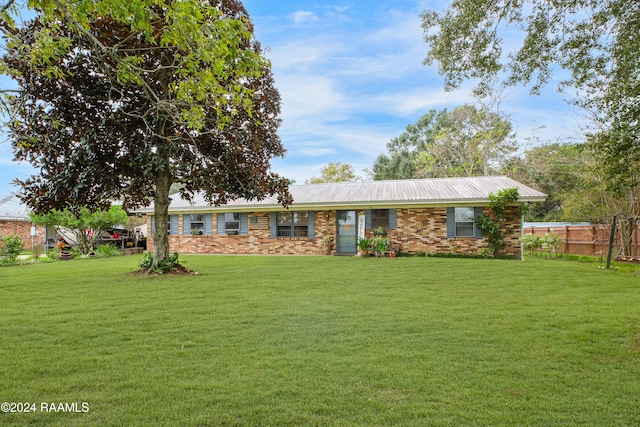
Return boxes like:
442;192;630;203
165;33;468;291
1;255;639;426
525;250;640;274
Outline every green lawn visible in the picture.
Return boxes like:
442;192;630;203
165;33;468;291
1;256;639;426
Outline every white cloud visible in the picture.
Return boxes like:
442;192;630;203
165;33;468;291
364;87;472;117
295;142;337;157
266;37;347;70
366;11;423;45
281;118;397;160
324;6;351;14
275;74;348;122
289;11;318;24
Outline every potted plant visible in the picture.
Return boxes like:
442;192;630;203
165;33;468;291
373;226;387;236
321;236;332;255
357;238;371;256
371;236;390;257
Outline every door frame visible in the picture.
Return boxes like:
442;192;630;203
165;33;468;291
336;210;358;255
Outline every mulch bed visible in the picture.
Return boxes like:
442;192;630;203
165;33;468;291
132;263;199;276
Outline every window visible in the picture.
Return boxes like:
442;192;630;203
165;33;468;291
365;209;396;230
217;213;248;235
371;209;389;229
454;207;475;237
447;207;483;239
277;211;309;237
189;214;205;235
224;213;240;232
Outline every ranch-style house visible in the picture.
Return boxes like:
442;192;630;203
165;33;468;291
139;176;546;256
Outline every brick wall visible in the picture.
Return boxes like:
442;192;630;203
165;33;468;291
391;206;521;256
394;207;480;254
148;212;332;255
147;206;522;256
0;219;33;246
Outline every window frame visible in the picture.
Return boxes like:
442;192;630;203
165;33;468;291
189;214;205;235
276;211;310;238
371;209;390;229
453;206;476;238
224;212;241;232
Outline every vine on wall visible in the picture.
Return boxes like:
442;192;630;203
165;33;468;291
478;187;520;257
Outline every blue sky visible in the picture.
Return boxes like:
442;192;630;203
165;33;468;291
0;0;589;195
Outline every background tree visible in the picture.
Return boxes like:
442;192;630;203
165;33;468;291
415;104;516;177
30;206;129;255
373;105;516;179
371;150;415;181
421;0;640;195
2;0;290;271
372;109;446;180
306;162;360;184
567;140;640;257
503;139;638;255
504;142;588;221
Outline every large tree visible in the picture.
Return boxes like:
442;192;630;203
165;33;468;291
1;0;290;270
371;150;415;181
504;142;589;221
504;140;639;254
415;104;516;178
372;105;515;179
306;162;360;184
421;0;640;193
372;109;445;180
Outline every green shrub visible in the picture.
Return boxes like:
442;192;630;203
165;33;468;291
369;236;390;257
139;252;181;274
357;238;371;253
541;231;562;259
521;232;562;258
139;252;153;270
521;233;542;254
0;234;26;262
95;244;123;258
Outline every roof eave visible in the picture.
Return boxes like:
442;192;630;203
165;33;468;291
135;196;547;214
0;216;30;221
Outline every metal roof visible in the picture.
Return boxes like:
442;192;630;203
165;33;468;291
0;195;30;221
138;176;546;213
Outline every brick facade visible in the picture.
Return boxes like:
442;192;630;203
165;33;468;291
390;206;521;256
0;219;33;246
146;206;522;256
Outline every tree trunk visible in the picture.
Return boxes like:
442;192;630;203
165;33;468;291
152;168;172;270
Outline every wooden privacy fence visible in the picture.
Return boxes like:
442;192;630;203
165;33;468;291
522;223;640;258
